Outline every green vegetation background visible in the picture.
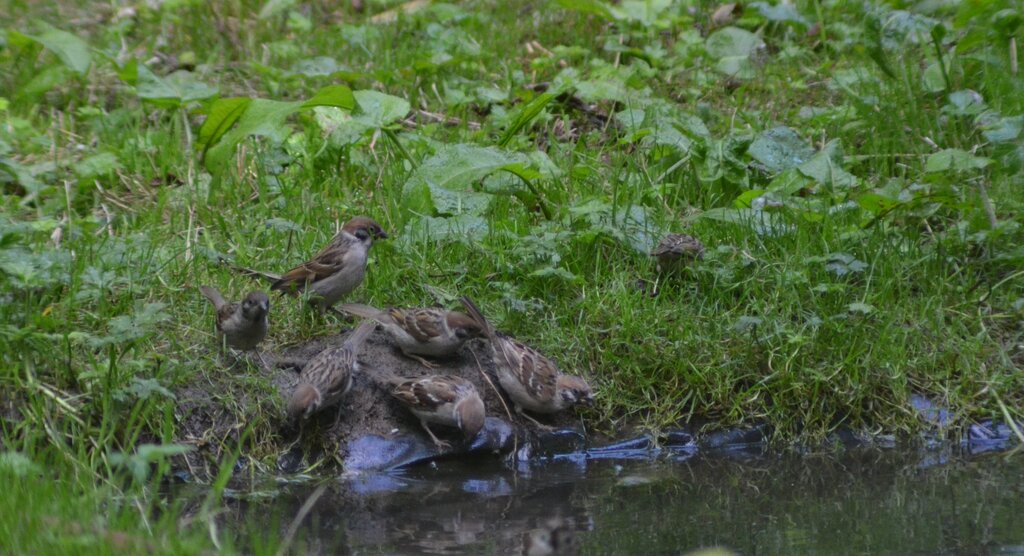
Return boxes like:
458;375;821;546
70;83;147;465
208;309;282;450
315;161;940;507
1;0;1022;552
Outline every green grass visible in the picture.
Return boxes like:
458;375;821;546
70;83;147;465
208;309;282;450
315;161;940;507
2;0;1024;551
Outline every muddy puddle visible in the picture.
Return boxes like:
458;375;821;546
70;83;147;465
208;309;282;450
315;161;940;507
170;439;1023;554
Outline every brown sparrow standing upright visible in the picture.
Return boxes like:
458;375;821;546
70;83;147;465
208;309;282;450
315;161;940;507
460;297;593;428
287;321;375;427
650;233;705;272
199;286;270;363
340;303;484;367
271;216;388;308
372;371;486;449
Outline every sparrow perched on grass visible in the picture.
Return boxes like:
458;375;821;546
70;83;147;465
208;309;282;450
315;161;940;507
340;303;485;367
460;297;593;428
287;321;375;428
650;233;705;271
199;286;269;361
271;216;388;308
373;371;486;449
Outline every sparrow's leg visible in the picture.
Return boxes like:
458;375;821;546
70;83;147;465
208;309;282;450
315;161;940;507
255;351;270;370
419;420;451;451
403;352;439;369
331;404;345;431
516;405;554;431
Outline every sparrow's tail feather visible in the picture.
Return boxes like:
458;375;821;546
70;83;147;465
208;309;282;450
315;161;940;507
198;285;227;310
459;296;496;341
344;320;376;350
338;303;388;323
225;262;282;284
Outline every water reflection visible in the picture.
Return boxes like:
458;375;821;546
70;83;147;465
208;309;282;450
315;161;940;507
220;446;1024;554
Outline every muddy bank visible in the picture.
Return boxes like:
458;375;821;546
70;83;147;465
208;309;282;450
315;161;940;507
173;325;589;476
172;328;1022;480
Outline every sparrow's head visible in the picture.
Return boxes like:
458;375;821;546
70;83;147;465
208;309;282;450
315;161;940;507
446;311;487;340
556;375;594;408
241;291;270;320
455;393;486;440
287;383;322;423
343;217;388;245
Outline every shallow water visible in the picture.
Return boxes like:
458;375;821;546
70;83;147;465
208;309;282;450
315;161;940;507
218;442;1024;555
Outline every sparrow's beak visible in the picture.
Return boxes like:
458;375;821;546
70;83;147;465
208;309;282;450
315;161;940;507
375;229;389;240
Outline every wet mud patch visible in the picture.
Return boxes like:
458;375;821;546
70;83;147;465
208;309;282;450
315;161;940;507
173;325;589;476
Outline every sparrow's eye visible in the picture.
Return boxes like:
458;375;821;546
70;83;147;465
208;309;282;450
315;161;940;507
355;229;370;241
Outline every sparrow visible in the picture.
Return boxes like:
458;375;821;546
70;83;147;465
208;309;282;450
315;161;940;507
340;303;485;367
650;233;705;271
460;296;594;428
198;286;270;360
373;371;486;449
271;216;388;308
287;321;375;427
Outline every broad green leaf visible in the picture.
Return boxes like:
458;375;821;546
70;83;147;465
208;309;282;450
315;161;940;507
292;56;346;77
575;78;630;103
136;66;218;107
797;143;858;188
405;144;528;192
73;153;120;178
607;0;674;26
500;93;556;147
402;144;532;216
751;2;808;25
204;99;302;174
944;90;985;117
201;85;354;173
405;214;489;241
12;28;91;75
353;90;410;127
17;64;71;98
924;148;992;174
747;126;814;174
857;193;900;215
705;27;765;79
301;84;356;110
978;114;1023;143
197;97;252;156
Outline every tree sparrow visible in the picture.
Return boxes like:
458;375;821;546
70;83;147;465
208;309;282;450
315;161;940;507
271;216;388;308
460;297;594;428
650;233;705;271
287;321;375;427
199;286;269;355
339;303;485;367
373;371;486;449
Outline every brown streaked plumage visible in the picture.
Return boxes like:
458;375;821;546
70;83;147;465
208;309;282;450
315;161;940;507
650;233;705;271
460;296;593;428
271;216;388;308
373;371;486;449
199;286;270;352
287;321;375;426
340;303;484;367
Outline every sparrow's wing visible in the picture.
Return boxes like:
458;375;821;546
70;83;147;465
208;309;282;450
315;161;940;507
391;375;461;410
500;338;558;403
215;303;239;330
340;303;391;323
271;235;353;292
391;308;445;343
